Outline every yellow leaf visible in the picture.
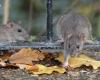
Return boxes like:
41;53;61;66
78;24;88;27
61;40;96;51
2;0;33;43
56;53;100;69
90;61;100;69
78;54;95;61
29;64;66;74
56;53;64;63
69;55;100;69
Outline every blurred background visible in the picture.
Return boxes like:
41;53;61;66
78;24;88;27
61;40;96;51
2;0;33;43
0;0;100;40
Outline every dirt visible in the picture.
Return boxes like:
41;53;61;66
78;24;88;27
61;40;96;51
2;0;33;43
0;67;100;80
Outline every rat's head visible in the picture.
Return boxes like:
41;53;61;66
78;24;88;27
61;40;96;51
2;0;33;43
6;21;29;41
65;34;85;56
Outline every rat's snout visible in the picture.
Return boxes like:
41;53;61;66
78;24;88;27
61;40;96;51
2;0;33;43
67;43;81;56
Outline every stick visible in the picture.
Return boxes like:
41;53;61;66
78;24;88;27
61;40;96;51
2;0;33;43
3;0;10;25
28;0;33;33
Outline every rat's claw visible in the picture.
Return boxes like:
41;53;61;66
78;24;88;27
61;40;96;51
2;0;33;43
62;62;69;68
62;63;71;68
62;63;73;70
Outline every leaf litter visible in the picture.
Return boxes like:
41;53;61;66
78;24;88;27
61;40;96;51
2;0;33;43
0;48;100;74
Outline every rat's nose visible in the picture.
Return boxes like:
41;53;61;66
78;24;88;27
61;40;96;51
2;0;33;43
17;29;22;32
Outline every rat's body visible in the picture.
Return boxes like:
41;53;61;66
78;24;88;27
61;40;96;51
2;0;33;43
0;21;29;43
56;11;92;67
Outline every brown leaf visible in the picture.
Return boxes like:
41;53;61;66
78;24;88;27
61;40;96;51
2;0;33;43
9;48;45;65
0;52;12;61
0;58;6;66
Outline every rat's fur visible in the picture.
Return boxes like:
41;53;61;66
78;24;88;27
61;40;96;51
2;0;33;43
56;11;92;67
0;21;29;43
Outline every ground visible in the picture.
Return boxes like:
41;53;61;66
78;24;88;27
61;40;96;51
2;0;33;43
0;68;100;80
0;49;100;80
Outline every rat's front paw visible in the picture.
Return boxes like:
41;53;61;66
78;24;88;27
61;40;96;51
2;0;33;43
62;63;73;70
63;62;69;68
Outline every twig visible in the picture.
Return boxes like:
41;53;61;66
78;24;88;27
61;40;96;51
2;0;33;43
3;0;10;25
28;0;33;34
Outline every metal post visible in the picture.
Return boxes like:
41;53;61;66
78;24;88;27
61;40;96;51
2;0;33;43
47;0;53;41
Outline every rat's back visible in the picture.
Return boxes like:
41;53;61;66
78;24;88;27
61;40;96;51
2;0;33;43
56;11;92;42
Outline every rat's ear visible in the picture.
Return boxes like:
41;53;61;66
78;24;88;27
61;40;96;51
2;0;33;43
6;21;14;28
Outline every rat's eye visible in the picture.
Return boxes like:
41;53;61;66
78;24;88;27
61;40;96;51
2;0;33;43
17;29;22;32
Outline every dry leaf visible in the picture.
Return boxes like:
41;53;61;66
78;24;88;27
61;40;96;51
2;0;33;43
16;64;33;69
0;52;12;61
28;64;66;74
56;53;100;69
14;63;65;75
9;48;45;65
0;58;6;66
26;65;39;72
55;53;64;63
0;52;14;67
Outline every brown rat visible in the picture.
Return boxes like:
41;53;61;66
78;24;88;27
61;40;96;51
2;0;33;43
0;21;29;43
56;11;92;67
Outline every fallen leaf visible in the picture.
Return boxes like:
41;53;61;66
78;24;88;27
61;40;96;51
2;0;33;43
0;58;6;66
9;48;45;65
16;64;33;69
78;54;95;61
0;52;12;61
56;53;100;69
26;65;39;72
55;53;64;63
28;64;66;74
13;63;65;75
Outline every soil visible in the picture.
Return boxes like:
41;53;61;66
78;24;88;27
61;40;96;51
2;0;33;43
0;68;100;80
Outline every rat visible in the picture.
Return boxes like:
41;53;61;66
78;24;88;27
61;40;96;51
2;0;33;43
0;21;29;43
56;11;92;68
